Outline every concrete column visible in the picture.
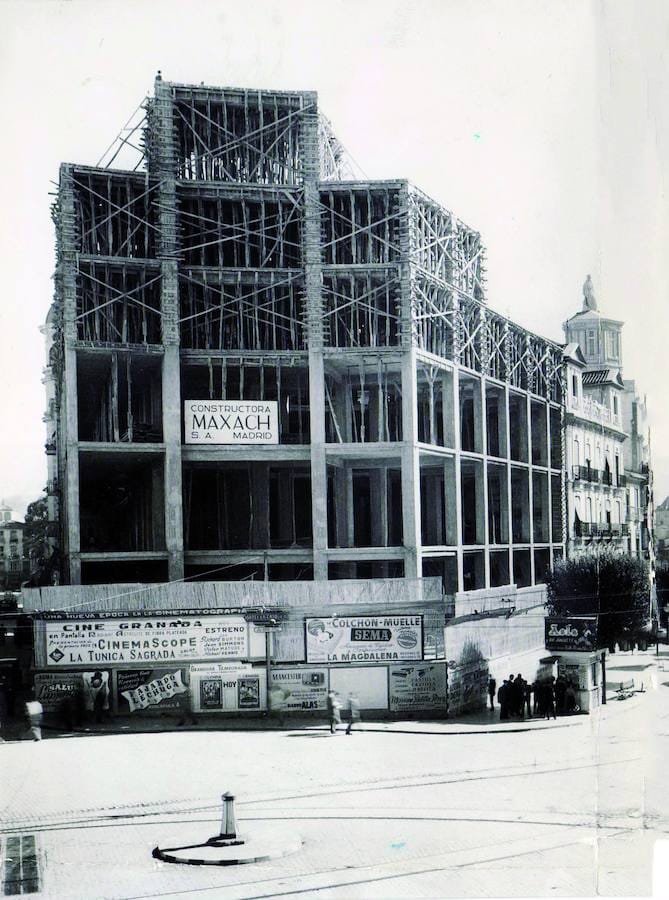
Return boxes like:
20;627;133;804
527;393;535;584
398;184;421;579
64;348;81;584
301;93;328;580
442;369;455;448
504;385;513;583
481;379;490;587
155;77;184;582
444;457;458;546
472;376;484;454
546;402;554;547
59;164;81;585
453;368;464;591
162;329;184;581
401;349;421;579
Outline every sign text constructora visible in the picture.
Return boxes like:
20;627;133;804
185;400;278;444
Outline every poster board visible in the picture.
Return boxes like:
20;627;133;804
305;615;423;663
43;615;251;666
389;663;447;712
189;663;266;713
329;665;388;710
115;668;188;715
269;668;328;712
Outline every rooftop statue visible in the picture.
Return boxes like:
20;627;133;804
582;274;597;311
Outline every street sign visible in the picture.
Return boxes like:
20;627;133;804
244;608;286;627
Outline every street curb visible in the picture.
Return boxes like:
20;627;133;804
0;716;584;742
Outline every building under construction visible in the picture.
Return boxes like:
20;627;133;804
45;75;566;592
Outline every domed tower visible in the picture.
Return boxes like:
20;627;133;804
563;275;623;370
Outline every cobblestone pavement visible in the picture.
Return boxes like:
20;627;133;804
1;651;666;899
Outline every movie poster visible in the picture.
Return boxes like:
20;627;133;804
116;668;188;715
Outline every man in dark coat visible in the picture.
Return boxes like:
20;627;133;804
498;679;510;720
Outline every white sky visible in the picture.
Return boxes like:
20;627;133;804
1;0;667;517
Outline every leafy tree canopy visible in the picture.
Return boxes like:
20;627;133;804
24;495;49;561
545;553;651;648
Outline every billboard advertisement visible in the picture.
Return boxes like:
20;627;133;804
116;669;188;714
269;668;328;712
305;615;423;663
389;663;447;712
33;672;85;713
184;401;278;445
545;617;598;652
447;659;489;715
189;663;266;713
44;615;249;667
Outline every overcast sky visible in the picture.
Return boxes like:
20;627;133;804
1;0;667;517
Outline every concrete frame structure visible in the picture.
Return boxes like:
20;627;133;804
47;77;565;591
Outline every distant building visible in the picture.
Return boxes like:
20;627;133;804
620;381;655;565
0;506;29;590
563;286;629;557
655;496;669;562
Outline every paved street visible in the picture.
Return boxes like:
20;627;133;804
1;651;667;899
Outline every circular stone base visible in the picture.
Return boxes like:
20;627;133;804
153;828;302;867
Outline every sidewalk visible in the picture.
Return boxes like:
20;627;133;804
1;705;587;743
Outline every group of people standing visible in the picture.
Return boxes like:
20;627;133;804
488;673;579;721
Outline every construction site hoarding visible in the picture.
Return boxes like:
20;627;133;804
184;400;279;444
305;615;423;663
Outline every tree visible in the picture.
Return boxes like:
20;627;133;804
24;495;50;562
545;553;651;650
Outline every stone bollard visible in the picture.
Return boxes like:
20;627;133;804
220;792;237;840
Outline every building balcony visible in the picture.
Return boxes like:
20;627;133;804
580;397;623;430
575;521;629;539
574;465;601;483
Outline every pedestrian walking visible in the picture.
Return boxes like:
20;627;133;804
487;676;497;711
327;690;341;734
555;675;567;715
544;678;556;720
25;698;43;741
346;692;361;734
498;678;510;720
